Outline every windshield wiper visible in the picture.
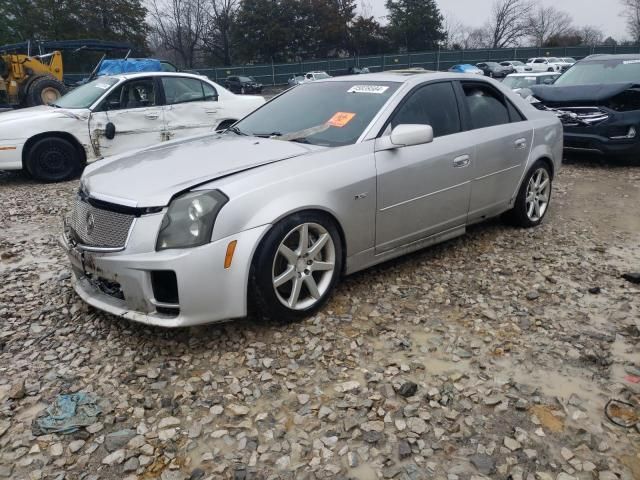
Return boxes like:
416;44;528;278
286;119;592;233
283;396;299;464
253;131;282;138
50;103;61;108
227;125;248;136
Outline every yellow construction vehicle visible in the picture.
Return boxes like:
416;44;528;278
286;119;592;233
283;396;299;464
0;51;67;108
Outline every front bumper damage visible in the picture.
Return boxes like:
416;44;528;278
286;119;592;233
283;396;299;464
61;214;269;327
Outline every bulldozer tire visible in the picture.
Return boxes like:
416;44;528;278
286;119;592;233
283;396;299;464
25;76;67;107
26;137;81;182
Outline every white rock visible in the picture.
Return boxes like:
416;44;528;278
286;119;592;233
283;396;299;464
334;381;360;393
158;416;180;429
102;449;125;465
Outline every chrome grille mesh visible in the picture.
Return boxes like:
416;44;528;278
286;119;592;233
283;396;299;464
70;198;134;249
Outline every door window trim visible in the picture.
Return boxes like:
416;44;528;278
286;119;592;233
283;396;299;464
377;79;464;139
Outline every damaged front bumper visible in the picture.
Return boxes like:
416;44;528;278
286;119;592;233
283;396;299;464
61;216;270;327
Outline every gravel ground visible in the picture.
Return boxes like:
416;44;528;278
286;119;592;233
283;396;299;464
1;160;639;480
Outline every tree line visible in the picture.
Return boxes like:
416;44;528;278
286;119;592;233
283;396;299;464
2;0;639;69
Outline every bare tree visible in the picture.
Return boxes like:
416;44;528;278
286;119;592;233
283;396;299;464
203;0;238;66
486;0;533;48
577;25;604;46
442;13;471;49
149;0;208;68
621;0;640;42
526;6;573;47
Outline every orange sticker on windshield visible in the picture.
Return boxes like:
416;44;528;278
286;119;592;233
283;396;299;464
327;112;356;128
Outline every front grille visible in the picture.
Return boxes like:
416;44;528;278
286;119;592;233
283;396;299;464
70;198;135;249
549;106;610;127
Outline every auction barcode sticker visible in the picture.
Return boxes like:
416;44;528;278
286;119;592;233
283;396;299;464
347;85;389;94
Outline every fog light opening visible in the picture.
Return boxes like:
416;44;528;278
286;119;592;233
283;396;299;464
611;126;637;140
224;240;237;269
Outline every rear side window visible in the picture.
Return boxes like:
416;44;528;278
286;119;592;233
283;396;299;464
462;83;510;129
506;99;526;122
391;82;461;138
162;77;208;104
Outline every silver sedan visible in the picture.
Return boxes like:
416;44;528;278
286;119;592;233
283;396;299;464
62;72;563;327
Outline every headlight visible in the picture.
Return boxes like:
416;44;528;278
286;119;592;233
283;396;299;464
156;190;228;250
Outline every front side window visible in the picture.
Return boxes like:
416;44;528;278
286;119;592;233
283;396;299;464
534;59;546;64
462;83;510;129
234;81;400;147
55;77;119;109
391;82;461;138
100;78;157;111
162;77;208;104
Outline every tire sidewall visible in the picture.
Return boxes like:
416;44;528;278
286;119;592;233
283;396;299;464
26;77;67;107
512;160;553;228
251;212;343;322
27;138;80;182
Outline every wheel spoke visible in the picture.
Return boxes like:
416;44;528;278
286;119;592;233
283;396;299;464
538;178;549;192
311;260;334;272
274;266;296;287
307;233;329;259
278;244;297;265
288;276;303;307
527;202;535;218
304;275;321;299
297;224;309;255
534;201;541;219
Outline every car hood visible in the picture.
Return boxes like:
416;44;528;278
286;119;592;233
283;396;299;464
0;106;89;129
82;134;320;208
530;82;638;104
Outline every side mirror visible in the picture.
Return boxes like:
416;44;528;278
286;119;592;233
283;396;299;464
105;122;116;140
391;124;434;147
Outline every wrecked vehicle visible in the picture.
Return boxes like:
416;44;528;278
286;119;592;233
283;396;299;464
0;72;265;181
61;72;562;327
527;54;640;158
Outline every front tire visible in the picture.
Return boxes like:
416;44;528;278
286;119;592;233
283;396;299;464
250;212;343;322
506;160;552;228
26;137;81;182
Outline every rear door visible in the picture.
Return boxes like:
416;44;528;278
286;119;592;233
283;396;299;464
459;81;533;222
161;76;223;141
88;77;165;158
375;81;476;253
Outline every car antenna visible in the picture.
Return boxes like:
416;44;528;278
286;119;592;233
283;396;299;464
124;49;131;60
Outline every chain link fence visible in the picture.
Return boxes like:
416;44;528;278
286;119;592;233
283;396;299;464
66;44;640;85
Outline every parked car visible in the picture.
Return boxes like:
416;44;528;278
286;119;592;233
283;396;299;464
287;75;305;87
503;72;560;91
224;75;263;94
476;62;512;78
448;64;484;75
347;66;371;74
527;54;640;158
500;61;532;73
0;72;265;181
559;57;577;65
304;71;331;81
526;57;572;73
61;71;562;327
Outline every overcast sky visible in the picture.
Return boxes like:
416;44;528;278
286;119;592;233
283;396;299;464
361;0;629;40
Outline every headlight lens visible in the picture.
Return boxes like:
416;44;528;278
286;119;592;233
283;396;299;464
156;190;228;251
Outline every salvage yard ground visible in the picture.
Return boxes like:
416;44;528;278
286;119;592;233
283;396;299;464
0;160;639;479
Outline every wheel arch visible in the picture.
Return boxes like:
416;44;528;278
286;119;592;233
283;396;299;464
22;131;88;172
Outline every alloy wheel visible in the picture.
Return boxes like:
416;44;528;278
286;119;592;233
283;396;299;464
272;223;336;310
525;168;551;222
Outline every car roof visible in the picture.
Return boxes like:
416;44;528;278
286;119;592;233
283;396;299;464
507;72;560;77
110;71;212;81
320;71;496;85
582;53;640;61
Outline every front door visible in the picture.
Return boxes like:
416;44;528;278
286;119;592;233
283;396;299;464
459;82;533;221
161;76;223;141
375;81;475;254
88;77;165;159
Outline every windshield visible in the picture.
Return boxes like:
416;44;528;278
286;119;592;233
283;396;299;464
314;72;330;79
503;76;537;89
554;59;640;86
55;77;119;109
234;81;400;147
563;58;576;63
512;61;524;66
547;58;560;63
239;76;253;82
486;62;500;67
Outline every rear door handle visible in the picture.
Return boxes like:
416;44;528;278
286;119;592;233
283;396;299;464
145;113;160;120
205;109;219;115
453;154;470;168
514;138;527;149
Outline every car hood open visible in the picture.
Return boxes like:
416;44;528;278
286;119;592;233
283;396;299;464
530;82;638;104
82;134;320;208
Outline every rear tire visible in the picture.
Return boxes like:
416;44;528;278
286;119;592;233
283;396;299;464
26;137;82;182
250;212;343;323
505;160;552;228
25;76;67;107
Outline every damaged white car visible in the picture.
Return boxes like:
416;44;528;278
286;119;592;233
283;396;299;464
0;72;265;182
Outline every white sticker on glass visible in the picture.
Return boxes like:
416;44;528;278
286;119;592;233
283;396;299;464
347;85;389;94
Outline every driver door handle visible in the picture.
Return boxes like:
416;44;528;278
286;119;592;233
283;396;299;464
453;154;471;168
514;138;527;149
145;113;160;120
